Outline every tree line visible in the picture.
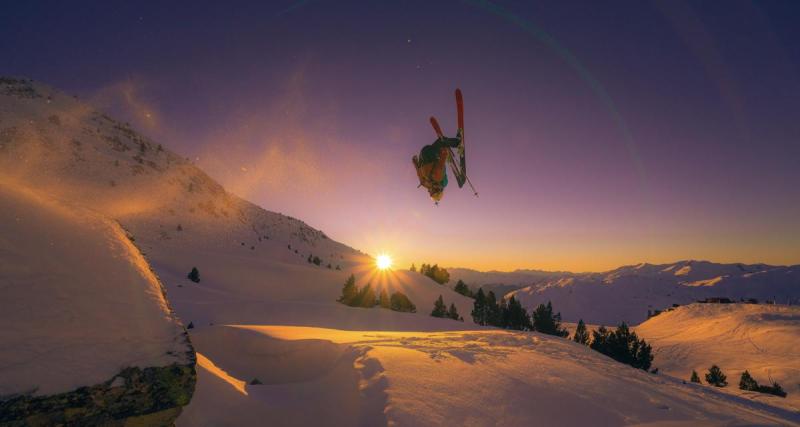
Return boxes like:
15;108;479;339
469;287;653;371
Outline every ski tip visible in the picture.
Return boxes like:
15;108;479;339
455;88;462;97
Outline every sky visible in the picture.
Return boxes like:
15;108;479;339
2;0;799;272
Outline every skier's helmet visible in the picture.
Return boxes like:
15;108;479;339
429;186;443;202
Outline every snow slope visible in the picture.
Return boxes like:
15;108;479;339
0;77;476;329
0;180;192;397
4;78;799;425
636;303;800;412
179;325;799;426
509;260;800;325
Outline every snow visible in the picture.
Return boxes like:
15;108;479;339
636;303;800;412
177;324;800;426
510;261;800;325
683;276;727;287
4;78;800;425
0;180;189;397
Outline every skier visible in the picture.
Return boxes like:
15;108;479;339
412;130;464;202
412;88;473;203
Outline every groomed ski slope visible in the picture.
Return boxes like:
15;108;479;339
636;303;800;413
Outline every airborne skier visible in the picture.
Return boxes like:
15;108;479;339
413;88;474;203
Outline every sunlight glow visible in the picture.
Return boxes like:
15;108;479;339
376;254;393;270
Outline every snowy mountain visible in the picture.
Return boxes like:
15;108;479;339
505;260;800;325
3;77;799;425
447;267;572;296
636;303;800;412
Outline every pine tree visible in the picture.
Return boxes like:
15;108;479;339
485;291;502;327
531;301;568;337
431;295;448;318
379;289;390;309
690;370;701;383
498;298;509;328
410;263;417;272
187;267;200;283
447;303;462;321
471;288;487;325
573;319;589;345
390;291;416;313
307;254;312;263
739;370;759;391
313;256;321;266
454;280;472;297
504;296;531;331
705;365;727;387
337;274;358;306
357;283;376;308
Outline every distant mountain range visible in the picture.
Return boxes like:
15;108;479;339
450;261;800;325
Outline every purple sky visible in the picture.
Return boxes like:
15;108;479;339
3;1;799;271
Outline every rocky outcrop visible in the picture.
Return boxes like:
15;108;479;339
0;360;195;427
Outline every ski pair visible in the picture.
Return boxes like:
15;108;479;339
429;88;476;196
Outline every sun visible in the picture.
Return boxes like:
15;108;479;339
376;254;393;270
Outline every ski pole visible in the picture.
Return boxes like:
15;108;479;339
466;176;478;197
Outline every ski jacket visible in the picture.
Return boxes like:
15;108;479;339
417;136;461;188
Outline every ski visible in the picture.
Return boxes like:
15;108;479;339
455;88;465;178
429;116;444;139
454;88;477;196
